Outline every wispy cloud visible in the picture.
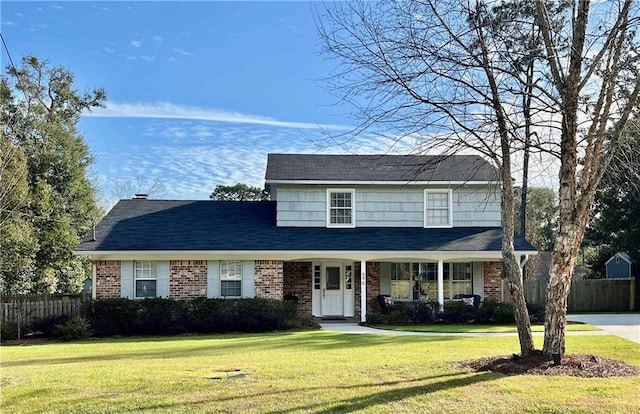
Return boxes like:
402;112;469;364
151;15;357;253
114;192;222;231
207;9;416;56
130;40;142;48
103;47;115;54
174;47;194;56
140;55;155;62
85;101;352;131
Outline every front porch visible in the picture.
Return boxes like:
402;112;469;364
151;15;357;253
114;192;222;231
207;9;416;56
282;259;508;322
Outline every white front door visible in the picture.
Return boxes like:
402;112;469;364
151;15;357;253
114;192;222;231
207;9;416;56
322;264;343;316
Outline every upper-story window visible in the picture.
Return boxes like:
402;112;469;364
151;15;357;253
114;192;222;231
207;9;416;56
134;261;157;298
327;189;356;228
424;189;452;228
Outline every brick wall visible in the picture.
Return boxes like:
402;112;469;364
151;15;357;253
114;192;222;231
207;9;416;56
354;262;381;318
95;260;121;298
169;260;207;299
283;262;312;316
483;261;503;300
255;260;284;300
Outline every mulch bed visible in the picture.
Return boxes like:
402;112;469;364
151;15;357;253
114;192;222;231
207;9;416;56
459;350;639;378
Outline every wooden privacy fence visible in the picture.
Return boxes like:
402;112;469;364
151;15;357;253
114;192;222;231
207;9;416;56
506;278;636;312
0;294;84;325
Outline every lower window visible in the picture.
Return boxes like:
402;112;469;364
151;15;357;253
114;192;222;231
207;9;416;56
134;261;157;298
220;261;242;298
389;262;473;301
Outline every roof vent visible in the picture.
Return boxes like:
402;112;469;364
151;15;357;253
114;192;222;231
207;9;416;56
133;193;148;200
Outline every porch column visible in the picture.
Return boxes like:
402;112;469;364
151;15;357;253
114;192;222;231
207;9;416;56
360;260;367;323
437;259;444;311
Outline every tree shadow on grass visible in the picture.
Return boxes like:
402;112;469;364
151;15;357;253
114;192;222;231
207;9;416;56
267;371;498;414
1;331;460;367
127;371;498;413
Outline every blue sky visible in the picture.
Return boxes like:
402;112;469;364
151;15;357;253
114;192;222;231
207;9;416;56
2;1;410;205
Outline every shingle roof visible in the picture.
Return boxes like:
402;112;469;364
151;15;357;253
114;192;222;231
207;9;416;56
265;154;499;182
76;200;534;253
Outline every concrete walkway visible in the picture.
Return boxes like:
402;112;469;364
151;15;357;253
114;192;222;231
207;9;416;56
319;323;610;338
320;315;640;343
567;313;640;344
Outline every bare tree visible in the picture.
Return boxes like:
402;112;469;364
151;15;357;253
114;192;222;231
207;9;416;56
317;0;563;355
108;175;166;200
535;0;640;360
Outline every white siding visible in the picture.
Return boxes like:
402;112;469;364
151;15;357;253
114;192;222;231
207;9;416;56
275;185;501;227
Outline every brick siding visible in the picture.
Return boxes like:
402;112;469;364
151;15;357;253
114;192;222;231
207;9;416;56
283;262;312;316
169;260;207;299
95;260;121;298
354;262;381;318
255;260;284;300
483;261;503;300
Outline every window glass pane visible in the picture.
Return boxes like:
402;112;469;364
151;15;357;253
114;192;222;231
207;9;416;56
427;193;448;208
136;280;156;298
345;265;352;290
329;191;353;225
326;267;340;290
391;281;411;300
221;280;242;297
221;261;242;280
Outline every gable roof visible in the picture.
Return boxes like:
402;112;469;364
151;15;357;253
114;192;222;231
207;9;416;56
265;154;500;183
75;199;535;254
605;252;633;265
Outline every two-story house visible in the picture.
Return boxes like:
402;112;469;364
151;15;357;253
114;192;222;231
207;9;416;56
74;154;536;321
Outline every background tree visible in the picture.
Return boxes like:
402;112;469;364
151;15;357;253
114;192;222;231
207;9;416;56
317;0;566;355
514;187;558;279
108;175;166;200
534;0;640;359
1;56;105;294
584;120;640;277
209;183;270;201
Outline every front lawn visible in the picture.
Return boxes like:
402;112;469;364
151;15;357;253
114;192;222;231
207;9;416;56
1;332;638;413
374;323;601;333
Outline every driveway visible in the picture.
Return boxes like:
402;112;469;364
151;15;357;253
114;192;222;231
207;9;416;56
320;314;640;344
567;313;640;344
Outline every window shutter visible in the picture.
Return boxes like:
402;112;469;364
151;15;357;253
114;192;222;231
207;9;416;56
121;261;134;298
242;260;255;298
156;261;170;298
207;260;220;298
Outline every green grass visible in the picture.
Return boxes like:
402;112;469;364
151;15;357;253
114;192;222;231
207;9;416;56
375;323;601;333
1;331;638;413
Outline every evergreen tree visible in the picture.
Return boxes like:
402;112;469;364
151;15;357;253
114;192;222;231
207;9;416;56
1;56;106;294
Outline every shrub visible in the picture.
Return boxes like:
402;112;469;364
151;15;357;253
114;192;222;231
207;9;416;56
1;322;19;341
527;303;545;323
492;302;516;324
82;297;307;337
53;317;93;341
81;298;138;336
30;315;71;337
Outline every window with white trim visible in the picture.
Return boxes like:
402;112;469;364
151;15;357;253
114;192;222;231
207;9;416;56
424;190;452;227
450;263;472;297
388;262;472;301
220;261;242;297
327;189;355;228
134;261;157;298
390;263;412;300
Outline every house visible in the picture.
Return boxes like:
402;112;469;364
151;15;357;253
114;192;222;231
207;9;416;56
74;154;537;321
605;252;636;279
